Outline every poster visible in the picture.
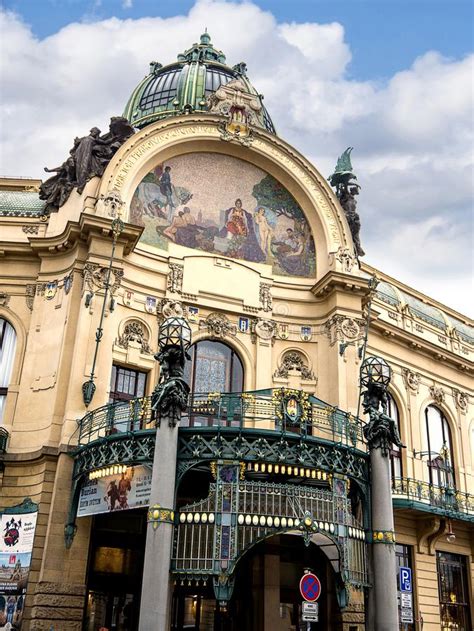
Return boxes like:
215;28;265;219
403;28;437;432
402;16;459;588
77;465;152;518
0;510;37;630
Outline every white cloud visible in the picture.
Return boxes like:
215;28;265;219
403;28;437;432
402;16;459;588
0;0;472;315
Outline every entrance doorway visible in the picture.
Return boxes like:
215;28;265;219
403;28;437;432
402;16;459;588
84;510;147;631
172;534;342;631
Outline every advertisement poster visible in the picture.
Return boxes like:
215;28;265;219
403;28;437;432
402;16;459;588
77;465;152;518
0;509;38;630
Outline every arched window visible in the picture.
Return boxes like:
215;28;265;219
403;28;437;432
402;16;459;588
185;340;243;394
425;406;454;487
184;340;244;428
387;394;402;480
0;318;17;422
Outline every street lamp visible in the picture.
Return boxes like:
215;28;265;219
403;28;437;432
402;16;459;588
360;355;391;414
151;316;192;427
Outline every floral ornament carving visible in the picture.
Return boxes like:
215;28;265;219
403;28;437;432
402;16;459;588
402;368;421;393
83;263;123;295
251;318;277;343
22;225;40;235
273;351;315;380
101;189;124;218
333;246;356;273
452;388;469;414
25;284;35;310
0;292;10;307
200;313;236;339
167;263;184;294
208;78;261;146
324;315;364;346
259;283;273;312
117;320;152;354
429;385;445;405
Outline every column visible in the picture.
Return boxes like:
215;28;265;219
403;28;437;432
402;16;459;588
138;418;178;631
370;445;399;631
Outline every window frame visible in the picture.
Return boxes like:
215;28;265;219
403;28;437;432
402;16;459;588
109;364;148;404
425;406;455;488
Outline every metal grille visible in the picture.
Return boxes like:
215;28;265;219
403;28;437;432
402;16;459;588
139;68;181;110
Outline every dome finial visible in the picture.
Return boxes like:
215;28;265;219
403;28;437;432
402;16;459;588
200;29;211;45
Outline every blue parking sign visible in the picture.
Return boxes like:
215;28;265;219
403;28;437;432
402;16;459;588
400;567;412;592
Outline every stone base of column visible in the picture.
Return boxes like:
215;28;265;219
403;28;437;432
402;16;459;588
25;581;85;631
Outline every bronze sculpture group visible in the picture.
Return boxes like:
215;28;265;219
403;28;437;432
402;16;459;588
40;116;134;213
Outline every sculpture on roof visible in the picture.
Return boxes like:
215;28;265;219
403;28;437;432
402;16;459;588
328;147;365;257
40;116;134;213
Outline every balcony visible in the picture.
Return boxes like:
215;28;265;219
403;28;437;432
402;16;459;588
73;389;369;483
392;477;474;522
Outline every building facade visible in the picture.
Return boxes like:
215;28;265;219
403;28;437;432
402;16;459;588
0;33;472;631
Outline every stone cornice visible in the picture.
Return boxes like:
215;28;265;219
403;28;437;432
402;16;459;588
311;270;372;300
370;317;473;373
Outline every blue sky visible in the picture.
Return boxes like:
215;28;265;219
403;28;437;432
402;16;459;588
3;0;473;80
1;0;473;314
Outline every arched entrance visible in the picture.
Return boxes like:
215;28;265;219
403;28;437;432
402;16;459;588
171;532;342;631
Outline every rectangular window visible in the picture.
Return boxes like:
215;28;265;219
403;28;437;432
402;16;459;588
109;365;147;403
396;544;414;631
437;551;472;631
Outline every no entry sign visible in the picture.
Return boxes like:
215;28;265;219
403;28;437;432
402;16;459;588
299;572;321;602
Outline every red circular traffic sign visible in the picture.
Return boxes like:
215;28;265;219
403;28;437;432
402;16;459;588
299;572;321;602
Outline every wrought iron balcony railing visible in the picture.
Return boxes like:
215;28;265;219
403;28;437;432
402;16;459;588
75;389;365;450
392;477;474;521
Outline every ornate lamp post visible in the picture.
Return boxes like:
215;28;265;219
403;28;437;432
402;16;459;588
361;356;403;631
139;314;191;631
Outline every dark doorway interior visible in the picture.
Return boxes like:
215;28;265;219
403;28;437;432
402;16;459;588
84;509;147;631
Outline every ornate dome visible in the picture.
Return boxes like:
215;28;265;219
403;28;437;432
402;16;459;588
123;31;276;133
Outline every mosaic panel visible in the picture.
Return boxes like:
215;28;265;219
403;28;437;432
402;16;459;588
131;152;316;277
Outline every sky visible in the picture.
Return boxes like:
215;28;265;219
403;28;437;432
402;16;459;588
0;0;473;316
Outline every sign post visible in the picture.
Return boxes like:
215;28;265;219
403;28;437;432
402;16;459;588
399;566;414;625
299;571;321;629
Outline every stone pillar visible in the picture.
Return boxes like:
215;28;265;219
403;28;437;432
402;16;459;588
370;447;399;631
138;418;178;631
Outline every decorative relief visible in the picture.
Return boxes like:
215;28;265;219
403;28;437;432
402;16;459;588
402;368;421;393
273;351;315;381
117;320;152;354
83;263;123;295
25;284;35;310
251;318;276;343
452;388;469;414
0;292;10;307
158;299;184;319
259;283;273;312
324;315;365;346
429;385;445;405
167;263;184;294
22;225;40;235
332;246;356;273
101;189;125;218
200;313;236;339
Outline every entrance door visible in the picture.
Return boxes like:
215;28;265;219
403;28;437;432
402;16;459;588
84;510;147;631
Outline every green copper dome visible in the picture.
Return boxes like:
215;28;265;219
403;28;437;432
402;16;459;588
123;32;276;133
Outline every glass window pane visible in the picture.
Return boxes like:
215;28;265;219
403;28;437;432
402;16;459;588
137;372;146;397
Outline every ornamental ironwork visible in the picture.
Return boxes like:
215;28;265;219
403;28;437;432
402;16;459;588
173;462;369;607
